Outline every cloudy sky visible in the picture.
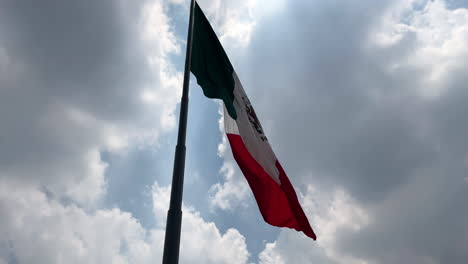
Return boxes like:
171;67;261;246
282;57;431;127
1;0;468;263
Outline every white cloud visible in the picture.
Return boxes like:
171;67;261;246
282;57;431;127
0;178;150;264
196;0;257;51
302;187;370;264
209;108;250;211
209;160;250;211
0;179;249;264
153;183;250;263
168;0;257;48
258;186;369;264
258;242;286;264
371;0;468;97
64;149;109;205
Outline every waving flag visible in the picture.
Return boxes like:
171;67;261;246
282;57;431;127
191;2;316;240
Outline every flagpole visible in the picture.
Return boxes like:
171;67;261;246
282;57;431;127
162;0;196;263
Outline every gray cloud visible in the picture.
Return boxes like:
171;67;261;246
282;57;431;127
221;0;468;262
0;0;181;203
243;0;432;202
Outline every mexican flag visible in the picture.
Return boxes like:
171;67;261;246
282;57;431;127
190;2;316;240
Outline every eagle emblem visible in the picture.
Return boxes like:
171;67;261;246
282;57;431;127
242;96;268;142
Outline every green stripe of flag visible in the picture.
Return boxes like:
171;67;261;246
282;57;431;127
191;2;237;119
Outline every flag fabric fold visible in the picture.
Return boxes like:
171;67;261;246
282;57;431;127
190;2;316;240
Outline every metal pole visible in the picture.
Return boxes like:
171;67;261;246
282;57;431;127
162;0;196;263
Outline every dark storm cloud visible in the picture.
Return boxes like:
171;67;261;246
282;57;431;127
340;65;468;264
233;0;468;262
0;0;148;122
0;0;171;195
242;0;435;202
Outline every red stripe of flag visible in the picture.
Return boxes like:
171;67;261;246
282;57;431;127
227;133;317;240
